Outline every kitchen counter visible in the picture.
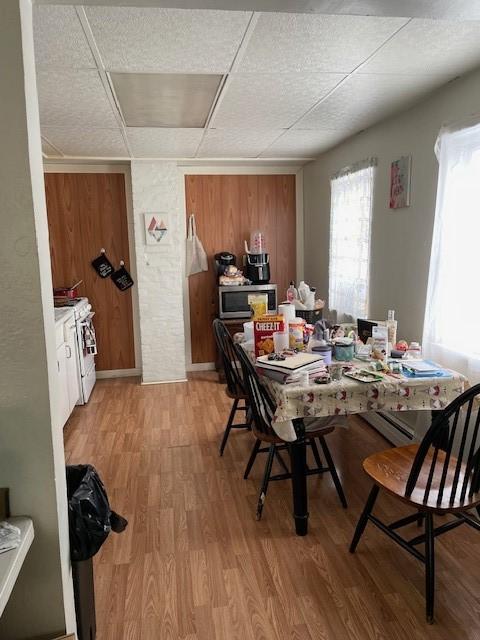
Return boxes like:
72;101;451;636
0;517;34;617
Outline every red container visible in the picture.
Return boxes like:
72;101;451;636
54;280;82;299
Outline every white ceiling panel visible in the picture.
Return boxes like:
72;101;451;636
211;72;345;129
260;129;346;157
37;69;118;128
127;128;204;157
197;129;282;157
238;13;409;73
360;19;480;77
41;127;128;157
85;7;251;73
33;5;96;69
295;73;442;131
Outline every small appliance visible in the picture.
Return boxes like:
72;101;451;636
214;252;236;276
218;284;277;319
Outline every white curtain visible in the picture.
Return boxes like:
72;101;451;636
329;159;376;321
423;120;480;384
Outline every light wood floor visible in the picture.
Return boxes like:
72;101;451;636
64;374;480;640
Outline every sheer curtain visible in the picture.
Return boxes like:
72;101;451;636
423;120;480;384
329;159;376;321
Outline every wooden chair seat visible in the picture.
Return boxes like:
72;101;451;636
364;444;480;512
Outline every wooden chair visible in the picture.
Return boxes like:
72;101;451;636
350;383;480;623
235;343;347;519
213;319;252;455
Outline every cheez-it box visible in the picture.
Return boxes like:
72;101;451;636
253;315;285;357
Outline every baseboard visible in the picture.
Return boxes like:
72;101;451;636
186;362;216;372
96;368;141;379
141;378;188;385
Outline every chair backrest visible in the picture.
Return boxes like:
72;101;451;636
212;319;245;397
234;342;277;439
405;383;480;507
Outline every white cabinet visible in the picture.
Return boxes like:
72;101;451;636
54;310;80;429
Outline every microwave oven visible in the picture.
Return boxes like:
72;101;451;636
218;284;277;319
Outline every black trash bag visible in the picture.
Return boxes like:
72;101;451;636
66;464;128;561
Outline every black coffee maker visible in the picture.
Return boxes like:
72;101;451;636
214;252;236;276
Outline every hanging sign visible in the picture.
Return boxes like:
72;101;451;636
111;262;134;291
91;250;114;278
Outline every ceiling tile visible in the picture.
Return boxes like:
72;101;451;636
295;74;442;131
211;73;345;129
33;5;96;69
41;137;63;158
260;129;346;158
85;7;251;73
360;19;480;77
127;128;204;157
41;127;127;157
238;13;409;73
197;129;282;158
37;69;118;128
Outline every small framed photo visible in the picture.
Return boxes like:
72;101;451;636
143;212;171;246
389;156;412;209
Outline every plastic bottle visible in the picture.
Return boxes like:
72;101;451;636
386;309;397;354
286;281;298;303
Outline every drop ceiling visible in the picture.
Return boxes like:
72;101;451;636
35;5;480;162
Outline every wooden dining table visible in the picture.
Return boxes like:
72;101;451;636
245;346;468;536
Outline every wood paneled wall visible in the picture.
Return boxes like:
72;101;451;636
185;174;296;364
44;173;135;372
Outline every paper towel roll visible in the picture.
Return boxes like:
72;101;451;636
279;303;296;325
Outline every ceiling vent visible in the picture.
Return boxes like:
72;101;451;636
110;72;223;128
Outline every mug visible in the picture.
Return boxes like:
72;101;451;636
329;363;344;381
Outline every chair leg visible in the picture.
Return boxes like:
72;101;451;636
310;438;323;470
219;397;238;456
417;510;425;527
274;446;290;474
319;436;347;508
256;444;275;521
244;438;261;479
425;512;435;624
349;484;379;553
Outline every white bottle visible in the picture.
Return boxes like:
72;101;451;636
286;281;298;303
386;309;397;353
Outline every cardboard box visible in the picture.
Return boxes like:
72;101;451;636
253;315;285;357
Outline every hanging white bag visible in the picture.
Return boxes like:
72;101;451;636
186;213;208;276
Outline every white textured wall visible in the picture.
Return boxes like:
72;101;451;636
131;161;187;383
303;67;480;343
0;0;75;637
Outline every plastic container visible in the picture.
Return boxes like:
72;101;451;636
243;321;254;342
273;330;289;353
406;341;422;359
311;343;332;365
334;343;355;362
289;317;305;350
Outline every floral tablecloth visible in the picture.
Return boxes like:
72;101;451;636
242;345;467;441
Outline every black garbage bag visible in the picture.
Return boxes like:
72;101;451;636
66;464;128;561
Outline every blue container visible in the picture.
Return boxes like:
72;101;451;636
333;343;354;362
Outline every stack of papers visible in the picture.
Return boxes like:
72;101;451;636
402;360;452;378
0;522;21;554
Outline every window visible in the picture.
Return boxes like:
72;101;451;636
423;121;480;384
329;159;376;321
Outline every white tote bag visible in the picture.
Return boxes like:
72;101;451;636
186;214;208;276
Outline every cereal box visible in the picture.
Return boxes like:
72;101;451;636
253;315;285;357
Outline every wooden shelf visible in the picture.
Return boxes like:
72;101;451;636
0;517;34;617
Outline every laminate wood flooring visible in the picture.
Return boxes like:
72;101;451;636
64;374;480;640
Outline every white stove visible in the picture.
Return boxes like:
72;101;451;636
56;297;97;404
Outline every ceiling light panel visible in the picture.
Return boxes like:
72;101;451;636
37;69;118;128
85;7;251;73
238;13;409;73
126;128;204;158
260;129;347;158
197;129;282;158
41;127;128;158
111;73;222;128
360;19;480;77
295;73;442;132
33;6;96;69
211;73;345;129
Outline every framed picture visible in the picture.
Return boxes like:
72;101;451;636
389;156;412;209
143;212;171;246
